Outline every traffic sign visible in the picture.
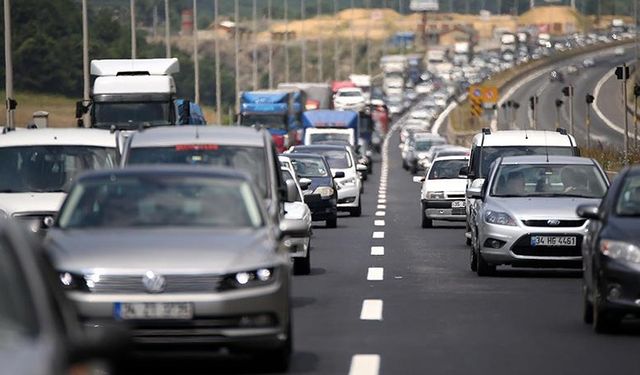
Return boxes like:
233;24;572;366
482;86;498;104
469;85;484;117
410;0;439;11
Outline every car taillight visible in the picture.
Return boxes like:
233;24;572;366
175;144;219;151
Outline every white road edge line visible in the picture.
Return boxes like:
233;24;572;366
371;246;384;256
359;300;383;321
367;267;384;281
349;354;381;375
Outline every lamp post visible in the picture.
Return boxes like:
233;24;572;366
82;0;89;127
193;0;200;104
164;0;171;57
585;94;595;150
130;0;136;58
4;0;15;129
554;99;564;129
214;0;221;123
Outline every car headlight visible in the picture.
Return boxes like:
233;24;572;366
484;210;517;226
600;240;640;264
314;186;335;198
58;272;89;291
417;153;429;159
219;268;277;290
427;191;445;199
338;177;357;187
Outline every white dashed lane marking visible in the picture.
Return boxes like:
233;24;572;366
375;211;385;217
374;220;385;226
359;300;384;321
367;267;384;281
349;354;381;375
371;246;384;256
372;231;384;239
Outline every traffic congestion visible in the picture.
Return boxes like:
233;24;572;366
2;1;640;375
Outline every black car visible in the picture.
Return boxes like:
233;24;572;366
287;153;340;228
0;218;126;374
578;165;640;333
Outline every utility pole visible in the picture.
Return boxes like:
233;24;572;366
562;85;574;135
301;0;307;82
214;0;221;123
268;0;274;89
284;0;290;83
82;0;89;127
586;94;595;150
317;0;323;82
333;0;339;80
554;99;563;128
130;0;136;59
529;96;538;129
615;64;630;162
350;0;355;74
4;0;15;129
235;0;240;116
382;0;388;56
366;0;371;76
252;0;258;90
570;0;575;10
193;0;200;104
164;0;171;57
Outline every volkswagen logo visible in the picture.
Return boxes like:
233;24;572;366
547;219;561;226
142;271;166;293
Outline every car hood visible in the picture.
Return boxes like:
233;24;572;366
0;193;66;215
423;179;467;193
487;197;601;220
45;227;281;274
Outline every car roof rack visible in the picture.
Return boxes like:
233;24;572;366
556;127;567;135
481;127;491;135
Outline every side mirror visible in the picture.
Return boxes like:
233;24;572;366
413;176;425;183
285;179;298;202
356;164;368;172
334;171;345;178
577;204;600;220
75;101;87;119
298;178;312;190
279;218;310;239
467;186;484;199
458;166;469;178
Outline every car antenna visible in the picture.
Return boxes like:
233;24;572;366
544;131;550;163
195;124;200;139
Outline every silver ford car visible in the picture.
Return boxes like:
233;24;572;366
468;155;609;276
44;166;307;371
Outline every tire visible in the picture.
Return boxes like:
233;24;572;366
593;287;619;333
293;248;311;275
465;222;472;246
470;248;478;272
402;160;408;170
583;286;593;324
260;321;292;372
350;199;362;217
421;203;432;228
326;215;337;228
476;250;495;277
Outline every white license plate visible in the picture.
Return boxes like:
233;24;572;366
114;302;193;320
530;236;576;247
451;201;465;208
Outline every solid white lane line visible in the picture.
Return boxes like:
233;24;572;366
375;211;385;217
372;231;384;239
377;204;386;210
359;300;383;321
371;246;384;256
349;354;381;375
367;267;384;281
374;220;385;226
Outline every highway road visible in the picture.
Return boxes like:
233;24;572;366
501;45;638;149
127;117;640;375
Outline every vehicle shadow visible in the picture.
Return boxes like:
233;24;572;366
494;268;582;279
292;296;316;309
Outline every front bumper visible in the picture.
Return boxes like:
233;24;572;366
479;222;585;267
305;197;337;221
69;278;290;349
284;236;310;259
336;185;360;209
596;255;640;314
422;199;466;221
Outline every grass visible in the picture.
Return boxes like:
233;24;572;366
582;145;640;173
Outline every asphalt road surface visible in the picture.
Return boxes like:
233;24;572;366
127;117;640;375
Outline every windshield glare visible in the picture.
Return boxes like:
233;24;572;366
490;164;607;198
291;157;329;178
0;146;117;193
93;101;170;128
310;133;351;144
240;114;287;130
474;146;575;178
58;176;264;229
616;174;640;216
429;160;468;180
415;139;445;151
301;149;352;169
127;146;268;198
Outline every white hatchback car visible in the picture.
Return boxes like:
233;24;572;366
333;87;366;112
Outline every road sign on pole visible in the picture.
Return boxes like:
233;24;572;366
469;85;483;118
410;0;439;11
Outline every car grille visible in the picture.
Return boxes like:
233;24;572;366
511;235;582;257
522;219;586;227
87;274;223;294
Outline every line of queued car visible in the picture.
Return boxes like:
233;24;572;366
408;125;640;333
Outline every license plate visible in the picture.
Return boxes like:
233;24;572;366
451;201;465;208
530;236;576;247
114;302;193;320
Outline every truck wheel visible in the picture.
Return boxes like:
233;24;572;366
421;203;432;228
294;250;311;275
350;200;362;217
326;216;337;228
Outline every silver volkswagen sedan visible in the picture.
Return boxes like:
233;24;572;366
468;155;609;276
45;165;307;370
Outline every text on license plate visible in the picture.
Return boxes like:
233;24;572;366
530;236;576;247
451;201;465;208
114;302;193;320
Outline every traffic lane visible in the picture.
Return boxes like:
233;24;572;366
123;153;386;374
366;132;640;374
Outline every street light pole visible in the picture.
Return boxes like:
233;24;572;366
214;0;221;124
350;0;355;74
301;0;307;82
130;0;136;59
317;0;323;82
366;0;371;76
164;0;171;57
586;94;594;150
333;0;339;80
234;0;240;116
4;0;15;129
268;0;274;89
284;0;290;83
623;64;630;162
193;0;200;104
252;0;258;90
82;0;89;126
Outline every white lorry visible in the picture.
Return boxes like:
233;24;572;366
348;74;372;103
380;55;408;96
452;42;471;66
76;58;196;130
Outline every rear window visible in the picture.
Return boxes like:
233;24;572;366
471;145;576;178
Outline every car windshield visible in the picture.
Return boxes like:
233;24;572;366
0;146;117;193
127;145;268;198
473;146;575;178
0;239;39;342
300;149;352;169
616;174;640;216
415;139;445;151
338;91;362;97
93;101;171;128
309;133;351;144
58;176;264;229
240;114;287;130
429;159;468;180
490;164;607;198
290;157;329;178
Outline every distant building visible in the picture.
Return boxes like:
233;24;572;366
437;25;478;47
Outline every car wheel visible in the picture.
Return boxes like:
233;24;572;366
470;247;478;272
294;249;311;275
260;320;292;372
326;216;337;228
421;203;432;228
465;222;472;246
410;165;418;174
402;160;408;170
583;285;593;324
476;238;495;277
593;286;619;333
350;199;362;217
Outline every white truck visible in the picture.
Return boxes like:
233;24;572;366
348;74;372;103
380;55;408;96
500;33;517;60
76;58;196;130
452;42;471;66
